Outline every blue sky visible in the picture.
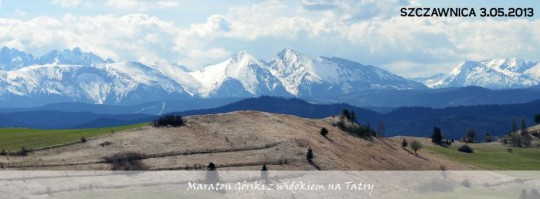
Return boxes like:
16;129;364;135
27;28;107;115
1;0;539;77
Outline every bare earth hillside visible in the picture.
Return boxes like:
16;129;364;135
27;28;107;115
1;111;471;170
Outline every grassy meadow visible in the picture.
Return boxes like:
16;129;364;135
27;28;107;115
426;142;540;170
0;123;147;151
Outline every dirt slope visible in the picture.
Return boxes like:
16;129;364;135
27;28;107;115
1;111;471;170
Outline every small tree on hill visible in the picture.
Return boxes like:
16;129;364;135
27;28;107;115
431;127;443;145
307;147;314;161
465;128;477;143
401;139;408;148
410;140;422;155
320;127;328;137
341;110;351;121
261;164;269;183
523;135;532;148
520;117;532;147
521;117;528;135
377;120;385;137
18;147;29;156
81;136;87;143
483;133;493;143
350;111;357;124
512;133;523;147
207;162;216;171
205;162;223;193
534;114;540;125
512;118;518;133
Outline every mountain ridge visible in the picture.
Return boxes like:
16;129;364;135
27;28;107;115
424;58;540;89
0;47;424;107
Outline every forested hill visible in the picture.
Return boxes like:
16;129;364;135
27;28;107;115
383;100;540;139
177;96;540;139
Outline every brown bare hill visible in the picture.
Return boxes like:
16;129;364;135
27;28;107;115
2;111;470;170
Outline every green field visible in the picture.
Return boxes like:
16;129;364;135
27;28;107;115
0;123;148;151
426;142;540;170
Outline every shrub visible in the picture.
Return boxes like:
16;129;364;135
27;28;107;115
410;140;422;155
320;127;328;137
207;162;216;171
152;115;185;127
0;149;6;156
402;139;408;148
103;152;147;170
99;141;112;147
337;122;375;138
261;164;269;183
18;147;29;156
307;147;314;161
81;136;87;143
205;162;221;188
458;145;474;153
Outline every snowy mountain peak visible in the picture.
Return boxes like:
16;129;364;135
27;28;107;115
230;50;259;64
268;49;425;96
426;58;540;89
37;47;105;66
278;48;300;58
276;48;309;66
0;47;35;70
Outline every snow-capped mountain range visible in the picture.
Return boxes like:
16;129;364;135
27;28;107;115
2;46;539;107
0;47;426;107
422;58;540;89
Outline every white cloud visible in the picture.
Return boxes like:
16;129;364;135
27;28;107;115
301;0;412;20
179;0;540;76
183;48;231;67
0;13;232;69
105;0;180;11
0;14;180;63
186;1;320;41
384;60;455;78
52;0;81;7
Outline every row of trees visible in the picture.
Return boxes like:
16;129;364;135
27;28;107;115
507;117;534;147
430;126;494;144
337;109;377;138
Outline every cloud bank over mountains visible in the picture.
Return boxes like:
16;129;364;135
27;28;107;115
0;0;539;78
